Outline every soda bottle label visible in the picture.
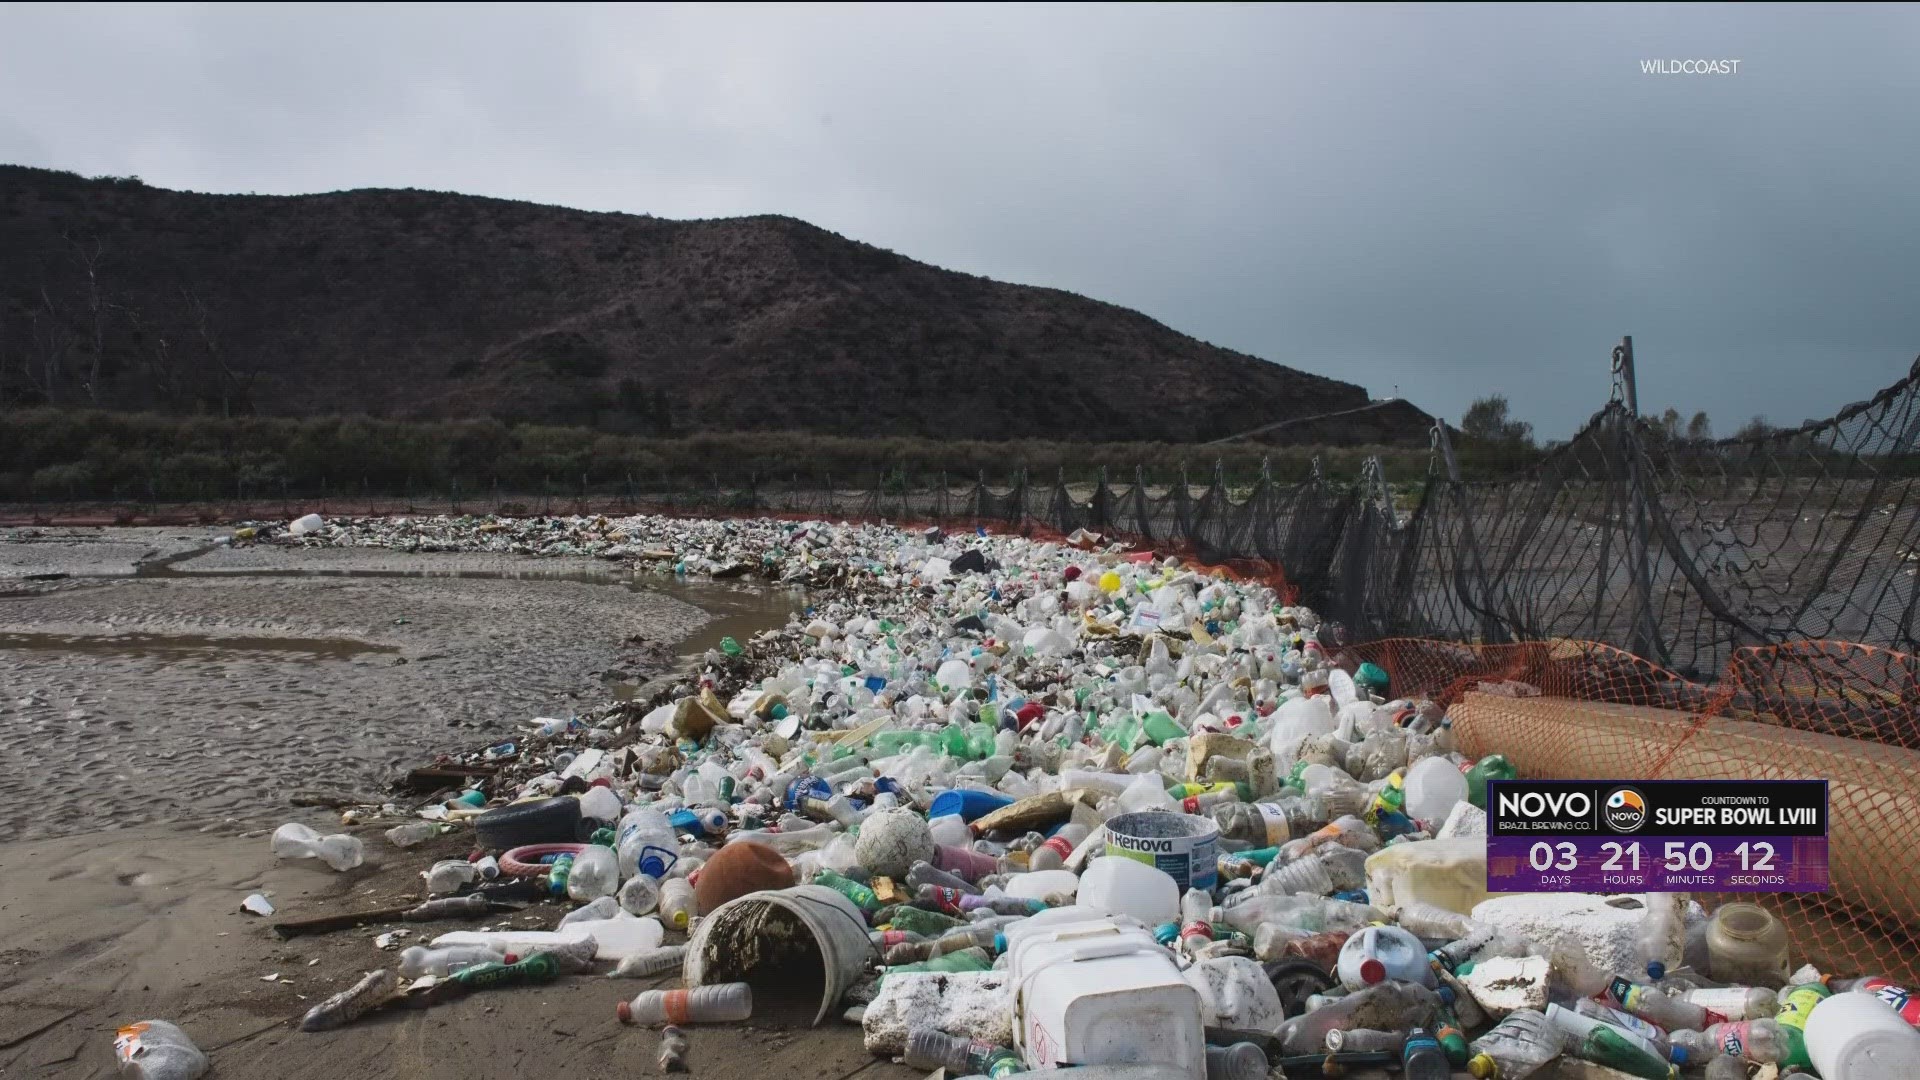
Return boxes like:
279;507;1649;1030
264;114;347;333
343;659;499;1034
1776;985;1830;1032
1860;978;1920;1026
1719;1021;1750;1058
1255;802;1294;845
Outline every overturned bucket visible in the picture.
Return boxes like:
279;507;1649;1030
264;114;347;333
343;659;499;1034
683;884;874;1025
1104;811;1220;891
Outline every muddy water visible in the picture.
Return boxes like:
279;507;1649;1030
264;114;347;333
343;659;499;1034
0;537;804;842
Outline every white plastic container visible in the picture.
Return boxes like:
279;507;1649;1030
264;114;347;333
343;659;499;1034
435;916;663;961
1077;856;1180;925
1006;869;1082;902
1268;696;1335;759
288;513;325;536
1008;916;1206;1078
1808;991;1920;1080
1402;755;1468;824
1336;925;1436;990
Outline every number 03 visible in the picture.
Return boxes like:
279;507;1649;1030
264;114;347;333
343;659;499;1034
1528;842;1578;872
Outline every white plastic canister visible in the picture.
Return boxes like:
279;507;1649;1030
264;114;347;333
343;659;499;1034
1009;916;1206;1079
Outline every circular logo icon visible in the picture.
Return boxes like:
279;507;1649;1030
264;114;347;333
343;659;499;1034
1604;787;1648;832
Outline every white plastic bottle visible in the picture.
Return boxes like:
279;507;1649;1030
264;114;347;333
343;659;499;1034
398;944;507;978
616;807;683;879
617;983;754;1024
567;846;619;902
423;859;479;895
270;822;365;871
658;878;697;931
384;821;438;848
618;872;662;916
113;1020;208;1080
1337;925;1437;989
559;895;622;929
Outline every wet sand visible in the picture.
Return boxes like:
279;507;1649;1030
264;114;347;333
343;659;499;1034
0;526;858;1078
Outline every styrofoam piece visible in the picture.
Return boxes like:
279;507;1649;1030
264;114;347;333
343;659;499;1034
1182;955;1285;1034
1471;893;1682;998
862;971;1012;1055
1436;799;1487;839
1463;954;1551;1015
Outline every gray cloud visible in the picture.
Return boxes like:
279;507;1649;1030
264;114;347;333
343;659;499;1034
3;2;1916;438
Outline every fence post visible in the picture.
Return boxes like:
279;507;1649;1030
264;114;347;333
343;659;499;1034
1615;335;1668;666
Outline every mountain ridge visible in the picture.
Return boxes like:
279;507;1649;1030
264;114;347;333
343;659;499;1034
0;165;1407;442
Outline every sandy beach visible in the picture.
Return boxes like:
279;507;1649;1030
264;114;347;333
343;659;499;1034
0;526;873;1079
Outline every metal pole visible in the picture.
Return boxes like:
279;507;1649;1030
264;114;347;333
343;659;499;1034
1615;335;1667;665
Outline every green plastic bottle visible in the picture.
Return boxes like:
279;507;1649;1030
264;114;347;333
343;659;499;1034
1141;710;1184;746
884;946;993;979
1774;983;1831;1069
1466;754;1518;810
448;951;562;990
719;636;743;657
884;906;968;936
815;870;880;911
1575;1024;1677;1079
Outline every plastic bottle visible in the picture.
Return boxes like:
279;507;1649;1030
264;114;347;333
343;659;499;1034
1572;1021;1678;1080
447;951;563;990
1606;976;1723;1031
1403;1027;1451;1080
906;860;981;895
1180;887;1214;955
815;869;880;911
933;843;1005;882
1636;891;1682;980
658;1025;689;1073
611;944;689;979
1216;893;1383;934
1030;823;1091;870
658;878;697;930
1681;986;1781;1022
299;969;400;1031
1571;999;1670;1054
1204;1041;1268;1080
618;872;662;916
270;823;365;871
1436;1010;1472;1066
1464;754;1516;809
1260;854;1335;896
1670;1018;1789;1064
1467;1008;1563;1080
579;784;622;823
1705;903;1791;987
113;1020;208;1080
616;807;683;879
1394;900;1477;941
1832;976;1920;1027
1327;1028;1405;1053
558;895;622;930
618;983;754;1025
1275;981;1443;1055
398;944;507;978
1773;982;1832;1069
567;845;620;902
1338;926;1436;989
904;1029;1014;1074
384;821;439;848
423;859;480;896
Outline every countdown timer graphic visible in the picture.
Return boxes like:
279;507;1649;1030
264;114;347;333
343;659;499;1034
1486;780;1829;893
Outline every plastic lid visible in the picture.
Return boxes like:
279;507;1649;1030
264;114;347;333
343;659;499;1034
1467;1052;1497;1079
1360;957;1386;984
615;1000;633;1023
1647;960;1667;980
1669;1045;1691;1065
503;952;519;964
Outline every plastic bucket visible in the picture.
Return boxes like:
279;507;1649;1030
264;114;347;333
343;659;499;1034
1104;811;1220;890
683;884;874;1025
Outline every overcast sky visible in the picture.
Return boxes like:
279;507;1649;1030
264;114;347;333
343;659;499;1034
4;3;1917;438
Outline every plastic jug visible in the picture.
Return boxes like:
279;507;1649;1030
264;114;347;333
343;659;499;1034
1705;903;1790;987
1364;836;1497;915
1808;991;1920;1080
1008;916;1206;1079
1403;755;1468;824
1337;925;1437;989
1268;696;1336;759
1077;856;1179;924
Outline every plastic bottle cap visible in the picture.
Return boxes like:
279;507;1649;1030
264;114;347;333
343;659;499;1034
1360;958;1386;984
1670;1045;1690;1065
1467;1053;1497;1079
1647;961;1666;980
503;952;518;964
615;1000;633;1023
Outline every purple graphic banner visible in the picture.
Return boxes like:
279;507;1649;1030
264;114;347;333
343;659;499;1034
1487;834;1829;893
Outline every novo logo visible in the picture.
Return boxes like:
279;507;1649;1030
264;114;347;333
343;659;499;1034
1605;788;1649;832
1497;790;1592;819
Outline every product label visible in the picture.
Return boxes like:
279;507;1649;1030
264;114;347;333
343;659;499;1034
1256;802;1293;846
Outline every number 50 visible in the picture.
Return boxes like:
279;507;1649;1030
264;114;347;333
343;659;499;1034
1664;841;1713;871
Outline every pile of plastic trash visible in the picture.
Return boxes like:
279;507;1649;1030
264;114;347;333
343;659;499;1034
130;513;1918;1080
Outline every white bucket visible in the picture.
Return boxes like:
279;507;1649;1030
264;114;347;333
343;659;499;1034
1808;991;1920;1080
1104;811;1220;891
1009;917;1205;1079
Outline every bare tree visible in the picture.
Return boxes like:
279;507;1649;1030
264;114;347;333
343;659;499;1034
183;288;253;417
66;233;112;404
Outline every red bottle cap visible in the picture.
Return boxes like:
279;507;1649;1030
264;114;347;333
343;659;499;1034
616;1000;633;1023
1361;958;1386;984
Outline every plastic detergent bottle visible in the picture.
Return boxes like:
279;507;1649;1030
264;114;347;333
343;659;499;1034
1467;1008;1562;1080
1337;925;1435;989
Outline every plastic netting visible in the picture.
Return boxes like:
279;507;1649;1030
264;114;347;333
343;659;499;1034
1347;636;1920;984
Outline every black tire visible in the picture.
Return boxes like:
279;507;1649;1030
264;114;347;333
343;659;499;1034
475;796;584;850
